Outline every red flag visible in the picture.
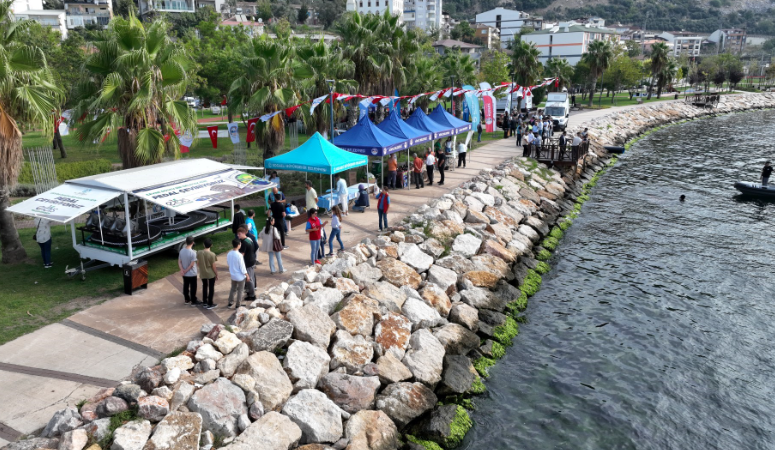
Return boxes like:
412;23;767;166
180;145;189;153
221;95;227;106
285;104;301;116
163;133;171;142
207;125;218;148
555;78;559;88
246;118;259;143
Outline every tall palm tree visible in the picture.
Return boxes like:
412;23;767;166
440;49;477;116
582;39;614;106
545;57;573;91
293;39;357;134
648;42;670;99
229;35;297;160
71;15;196;169
510;40;543;87
657;58;678;97
405;55;443;112
0;0;63;264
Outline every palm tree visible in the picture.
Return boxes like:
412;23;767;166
405;55;443;112
545;57;573;91
582;39;614;106
657;58;677;97
648;42;670;99
229;35;297;160
440;49;477;116
70;15;196;169
510;40;543;87
293;39;357;134
0;0;63;264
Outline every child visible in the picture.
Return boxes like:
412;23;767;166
285;200;299;231
327;205;344;256
375;186;390;232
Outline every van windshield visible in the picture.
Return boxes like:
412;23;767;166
545;106;566;117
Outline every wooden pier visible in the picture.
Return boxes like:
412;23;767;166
521;138;589;168
685;93;720;108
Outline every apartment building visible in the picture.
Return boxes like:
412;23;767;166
401;0;439;32
345;0;404;24
138;0;225;15
475;7;542;49
708;28;746;54
65;0;112;29
659;32;702;57
12;0;67;38
521;22;620;65
474;24;500;49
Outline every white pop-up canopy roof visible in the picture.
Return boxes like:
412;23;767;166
9;159;274;222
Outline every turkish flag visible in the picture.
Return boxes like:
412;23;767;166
221;95;227;106
180;145;189;153
555;78;559;88
163;133;171;142
246;118;259;143
207;125;218;148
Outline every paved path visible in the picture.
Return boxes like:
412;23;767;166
0;135;528;443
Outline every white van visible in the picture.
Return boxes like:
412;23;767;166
496;93;533;112
545;92;570;131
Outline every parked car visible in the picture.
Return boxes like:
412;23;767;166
211;106;221;114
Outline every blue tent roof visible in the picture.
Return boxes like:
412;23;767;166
265;132;368;175
405;107;454;140
428;104;472;135
376;109;433;147
333;115;407;157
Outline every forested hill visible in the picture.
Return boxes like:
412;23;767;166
446;0;775;35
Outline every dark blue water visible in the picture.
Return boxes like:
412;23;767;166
465;110;775;450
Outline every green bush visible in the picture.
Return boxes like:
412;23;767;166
535;261;551;274
491;341;506;359
559;219;572;231
445;406;473;448
493;317;519;347
17;159;113;184
406;435;443;450
470;376;487;394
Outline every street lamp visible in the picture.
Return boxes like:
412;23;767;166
326;79;335;143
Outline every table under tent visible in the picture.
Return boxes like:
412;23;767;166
264;132;369;214
333;115;408;189
8;159;274;279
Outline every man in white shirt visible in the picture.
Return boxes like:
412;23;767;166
178;236;199;306
524;132;534;157
425;150;436;185
533;132;542;149
227;239;249;309
572;132;582;156
305;180;318;212
335;173;348;215
456;142;467;168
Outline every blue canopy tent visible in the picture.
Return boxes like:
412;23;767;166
405;107;454;140
265;132;368;211
334;114;408;188
376;108;432;147
428;104;472;135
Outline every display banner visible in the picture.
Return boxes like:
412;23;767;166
228;123;240;144
7;184;120;223
132;169;275;215
207;125;218;148
179;129;194;153
483;93;496;133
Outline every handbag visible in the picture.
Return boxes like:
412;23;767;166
32;221;40;242
272;229;283;252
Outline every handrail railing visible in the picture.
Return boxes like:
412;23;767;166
523;137;589;164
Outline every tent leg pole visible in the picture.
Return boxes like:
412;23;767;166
124;193;133;260
70;219;77;249
144;200;151;252
381;156;384;188
97;207;104;247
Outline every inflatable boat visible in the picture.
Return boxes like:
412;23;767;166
734;181;775;198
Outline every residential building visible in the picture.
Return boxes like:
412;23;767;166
15;9;67;37
708;28;746;54
440;11;456;38
659;32;702;57
521;22;620;65
432;39;483;61
64;0;112;29
474;24;499;49
475;7;542;49
401;0;439;32
138;0;224;15
346;0;404;24
220;16;264;36
11;0;43;13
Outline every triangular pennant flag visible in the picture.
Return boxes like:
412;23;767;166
310;94;328;115
260;111;282;122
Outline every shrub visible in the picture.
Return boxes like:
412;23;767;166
470;376;487;394
406;435;443;450
549;226;564;240
559;220;572;231
17;159;113;184
491;341;506;359
445;406;473;448
505;292;528;317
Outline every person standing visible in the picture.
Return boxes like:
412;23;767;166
412;153;424;189
523;132;533;157
327;205;344;256
509;114;517;139
476;121;482;142
533;132;542;152
231;204;245;239
260;216;285;274
227;239;249;309
516;122;523;147
762;161;773;187
335;173;349;216
436;147;446;186
305;209;328;265
197;238;218;309
285;201;299;231
444;137;453;155
268;170;281;191
34;217;52;268
457;141;467;168
375;186;390;232
305;180;318;211
178;236;200;306
387;154;398;189
269;187;288;249
559;130;568;155
571;132;582;157
425;149;436;186
245;210;257;239
236;226;257;301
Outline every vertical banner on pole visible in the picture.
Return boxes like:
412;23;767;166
228;122;240;144
180;130;194;153
462;85;479;129
483;93;496;133
207;125;218;148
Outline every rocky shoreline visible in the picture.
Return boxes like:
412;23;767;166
10;93;775;450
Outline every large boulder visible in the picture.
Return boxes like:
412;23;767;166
412;404;471;449
438;355;478;395
134;367;163;394
375;353;413;385
418;284;452;317
283;340;331;391
375;382;437;429
344;410;400;450
399;244;434;273
304;287;345;315
348;263;383;285
435;255;476;274
111;420;152;450
331;294;381;337
447;303;479;332
376;258;421;290
471;254;511;279
329;330;374;373
459;286;508;311
137;396;169;422
400;297;442;330
318;373;381;414
362;281;407;309
483;205;520;227
281;389;345;444
418;238;445;258
96;397;129;418
451;234;482;258
142;412;202;450
217;342;250;378
249;319;294;352
373;313;413;360
220;412;302;450
479;240;517;264
58;429;88;450
427;220;465;241
461;271;500;289
236;352;293;412
1;438;60;450
113;385;143;405
401;329;445;388
288;304;337;348
169;382;195;412
41;407;82;438
187;378;246;438
433;324;480;356
214;331;242;355
427;266;458;296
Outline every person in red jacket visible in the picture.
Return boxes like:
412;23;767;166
412;153;424;189
375;186;391;231
305;208;328;265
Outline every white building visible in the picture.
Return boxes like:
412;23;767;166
65;0;112;29
401;0;438;32
12;0;68;39
521;22;620;65
475;7;542;49
440;11;456;38
138;0;225;15
659;32;702;57
346;0;404;24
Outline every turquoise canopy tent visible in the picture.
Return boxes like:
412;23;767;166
265;132;368;210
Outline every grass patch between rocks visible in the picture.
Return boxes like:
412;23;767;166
493;317;519;347
536;249;552;261
535;262;551;275
406;435;444;450
473;357;496;378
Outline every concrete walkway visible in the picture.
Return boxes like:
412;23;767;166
0;135;533;444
